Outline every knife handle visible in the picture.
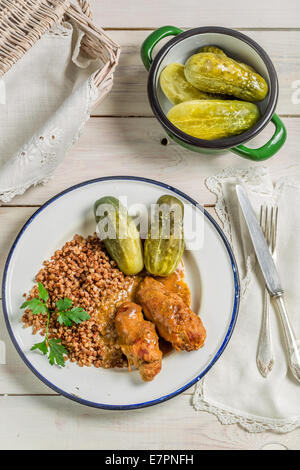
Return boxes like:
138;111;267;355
274;296;300;382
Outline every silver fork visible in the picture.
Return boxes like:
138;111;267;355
256;204;278;377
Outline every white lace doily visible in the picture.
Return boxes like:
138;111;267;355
193;167;300;434
194;379;300;433
0;21;100;203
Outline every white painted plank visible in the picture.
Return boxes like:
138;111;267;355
0;310;52;394
3;116;300;207
0;212;55;394
89;0;300;29
0;207;50;392
0;207;47;392
94;30;300;117
0;207;36;286
0;0;299;450
0;394;300;450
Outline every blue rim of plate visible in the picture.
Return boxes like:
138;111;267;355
2;176;240;410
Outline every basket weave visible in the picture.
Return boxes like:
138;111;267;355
0;0;120;98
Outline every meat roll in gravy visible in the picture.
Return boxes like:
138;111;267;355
136;277;206;352
115;301;162;382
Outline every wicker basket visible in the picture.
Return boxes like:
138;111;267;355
0;0;120;102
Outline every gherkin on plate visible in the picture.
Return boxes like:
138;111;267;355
94;196;144;275
144;195;185;276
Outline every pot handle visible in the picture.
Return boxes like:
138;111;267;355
141;26;183;71
231;114;287;161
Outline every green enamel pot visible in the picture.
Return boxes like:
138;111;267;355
141;26;286;161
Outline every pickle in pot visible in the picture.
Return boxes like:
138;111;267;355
201;46;255;72
201;45;226;56
167;100;260;140
184;52;268;102
94;196;144;275
144;195;185;277
159;63;221;105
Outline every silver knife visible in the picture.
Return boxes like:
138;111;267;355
236;184;300;382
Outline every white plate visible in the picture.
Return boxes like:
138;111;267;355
2;177;239;409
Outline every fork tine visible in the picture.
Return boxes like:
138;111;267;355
271;205;278;252
265;205;270;245
275;206;278;244
260;205;264;231
260;204;267;237
271;206;275;252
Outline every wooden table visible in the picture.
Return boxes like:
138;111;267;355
1;0;300;450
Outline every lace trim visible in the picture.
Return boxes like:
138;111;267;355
205;166;285;298
0;75;98;204
205;166;272;243
198;167;300;434
205;167;260;296
0;176;53;204
70;73;99;147
205;173;233;243
193;380;300;433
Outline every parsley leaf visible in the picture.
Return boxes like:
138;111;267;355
68;307;90;324
56;298;73;312
58;307;90;326
48;338;67;367
21;297;48;315
38;282;49;302
57;311;73;327
31;339;48;355
22;284;89;368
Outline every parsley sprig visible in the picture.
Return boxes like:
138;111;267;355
21;282;90;367
56;298;90;327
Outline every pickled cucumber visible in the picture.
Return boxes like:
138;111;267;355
94;196;144;275
184;52;268;102
202;45;226;56
237;61;256;73
160;63;220;105
167;100;260;140
201;46;255;72
144;195;185;276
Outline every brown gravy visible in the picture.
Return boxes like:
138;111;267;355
97;261;191;361
154;261;191;307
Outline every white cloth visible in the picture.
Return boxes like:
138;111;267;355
193;167;300;433
0;21;101;203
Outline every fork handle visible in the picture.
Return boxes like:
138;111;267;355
257;288;274;377
273;295;300;382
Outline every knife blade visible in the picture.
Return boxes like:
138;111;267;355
236;184;283;297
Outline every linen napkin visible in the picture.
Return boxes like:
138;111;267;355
193;167;300;433
0;21;102;203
